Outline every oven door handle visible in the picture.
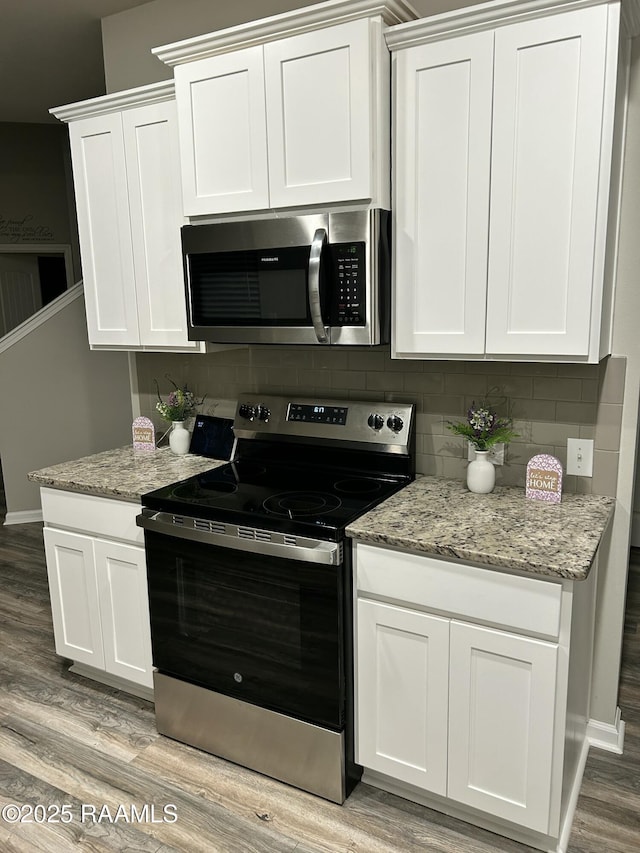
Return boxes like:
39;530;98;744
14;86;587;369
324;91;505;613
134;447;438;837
136;511;342;566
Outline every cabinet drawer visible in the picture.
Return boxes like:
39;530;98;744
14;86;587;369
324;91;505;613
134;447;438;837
355;543;562;638
41;488;143;545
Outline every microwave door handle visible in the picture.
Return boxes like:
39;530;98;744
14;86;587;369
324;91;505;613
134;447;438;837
308;228;328;343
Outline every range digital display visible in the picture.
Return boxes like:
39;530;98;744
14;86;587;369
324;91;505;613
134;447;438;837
287;403;348;425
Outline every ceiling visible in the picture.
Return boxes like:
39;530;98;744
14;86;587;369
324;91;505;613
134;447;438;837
0;0;154;124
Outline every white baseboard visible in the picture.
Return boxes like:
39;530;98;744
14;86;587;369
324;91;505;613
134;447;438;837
69;662;154;702
587;707;625;753
557;738;590;853
362;769;559;852
3;509;43;525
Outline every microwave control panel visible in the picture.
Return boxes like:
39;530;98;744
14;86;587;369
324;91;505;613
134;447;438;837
328;242;366;326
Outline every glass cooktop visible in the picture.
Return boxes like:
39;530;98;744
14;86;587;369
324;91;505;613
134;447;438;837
142;457;409;540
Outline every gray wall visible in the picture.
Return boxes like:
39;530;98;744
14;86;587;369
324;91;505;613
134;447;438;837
0;292;133;516
102;0;331;92
0;123;79;277
101;0;481;93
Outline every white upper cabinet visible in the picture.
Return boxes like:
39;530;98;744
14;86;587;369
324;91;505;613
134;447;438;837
51;82;205;351
174;46;270;215
389;0;626;362
122;101;198;349
263;20;375;209
68;112;139;348
392;31;494;356
154;1;419;217
486;7;611;358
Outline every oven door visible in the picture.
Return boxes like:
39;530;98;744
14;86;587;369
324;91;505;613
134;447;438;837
142;525;344;731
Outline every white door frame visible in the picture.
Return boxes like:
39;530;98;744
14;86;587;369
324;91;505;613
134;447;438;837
0;244;74;290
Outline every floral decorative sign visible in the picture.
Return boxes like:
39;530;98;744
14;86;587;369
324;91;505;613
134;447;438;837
526;454;563;503
132;416;155;451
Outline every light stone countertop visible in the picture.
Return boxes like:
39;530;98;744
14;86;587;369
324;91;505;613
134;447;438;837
346;476;615;580
28;445;224;502
29;450;615;580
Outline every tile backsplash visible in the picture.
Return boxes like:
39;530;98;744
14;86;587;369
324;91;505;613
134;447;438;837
135;348;625;497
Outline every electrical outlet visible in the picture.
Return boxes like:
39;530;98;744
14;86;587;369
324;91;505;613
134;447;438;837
566;438;594;477
468;442;504;465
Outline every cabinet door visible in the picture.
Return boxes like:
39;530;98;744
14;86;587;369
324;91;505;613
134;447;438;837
356;599;449;794
392;32;494;357
94;539;153;689
122;100;198;350
69;114;140;346
448;621;558;833
174;46;269;215
264;19;374;209
43;528;104;669
486;5;611;357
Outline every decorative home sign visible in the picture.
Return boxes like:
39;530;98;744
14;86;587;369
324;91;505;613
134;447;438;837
526;454;563;503
132;416;156;451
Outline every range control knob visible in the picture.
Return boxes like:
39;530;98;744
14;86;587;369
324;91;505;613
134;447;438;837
367;413;384;431
387;414;404;433
238;403;257;421
256;405;271;422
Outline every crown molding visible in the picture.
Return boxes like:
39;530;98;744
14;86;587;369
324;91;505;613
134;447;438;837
50;80;175;123
386;0;628;48
153;0;419;66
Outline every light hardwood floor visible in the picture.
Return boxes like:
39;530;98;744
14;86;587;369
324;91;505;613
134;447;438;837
0;506;638;852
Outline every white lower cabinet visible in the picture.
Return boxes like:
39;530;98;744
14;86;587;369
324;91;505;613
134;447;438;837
41;489;152;695
447;621;558;832
93;538;152;688
44;528;104;670
357;599;449;795
354;542;596;851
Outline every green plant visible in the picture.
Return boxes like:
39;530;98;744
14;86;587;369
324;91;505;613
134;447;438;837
448;400;518;451
154;377;204;422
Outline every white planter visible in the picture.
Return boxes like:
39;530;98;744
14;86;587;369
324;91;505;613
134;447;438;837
466;450;495;494
169;421;190;455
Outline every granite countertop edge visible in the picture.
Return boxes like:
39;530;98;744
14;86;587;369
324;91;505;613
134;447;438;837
28;445;223;503
346;476;615;581
27;476;146;503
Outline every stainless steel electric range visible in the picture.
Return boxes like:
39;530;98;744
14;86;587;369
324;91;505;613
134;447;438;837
137;394;415;804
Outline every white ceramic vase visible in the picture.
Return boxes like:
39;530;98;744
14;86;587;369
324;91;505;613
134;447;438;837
466;450;495;494
169;420;190;456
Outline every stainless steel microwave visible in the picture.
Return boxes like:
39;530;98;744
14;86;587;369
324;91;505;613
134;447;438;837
181;209;390;346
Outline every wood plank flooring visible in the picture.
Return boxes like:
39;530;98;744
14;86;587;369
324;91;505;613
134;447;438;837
0;509;638;852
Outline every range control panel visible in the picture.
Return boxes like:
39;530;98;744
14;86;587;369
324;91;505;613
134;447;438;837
287;403;348;425
235;394;414;453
